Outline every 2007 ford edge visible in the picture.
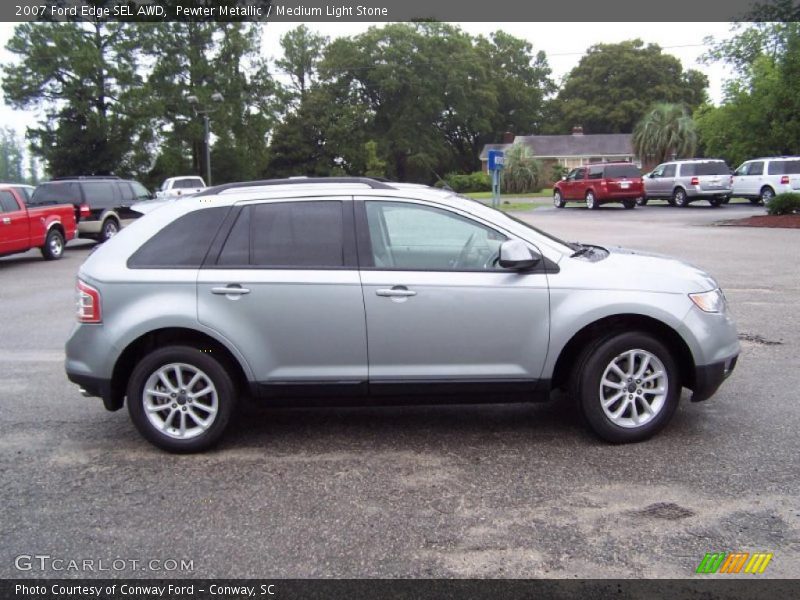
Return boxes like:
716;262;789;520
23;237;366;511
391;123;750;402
65;178;739;452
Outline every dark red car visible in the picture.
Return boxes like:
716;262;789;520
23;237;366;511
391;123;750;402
553;162;644;210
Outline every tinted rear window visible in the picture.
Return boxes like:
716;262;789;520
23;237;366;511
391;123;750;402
681;162;729;176
604;164;640;178
30;182;81;206
768;160;800;175
175;178;204;189
216;201;345;268
127;207;228;268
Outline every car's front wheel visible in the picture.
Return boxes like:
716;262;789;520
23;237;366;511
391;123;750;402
553;190;566;208
127;346;237;453
573;332;680;443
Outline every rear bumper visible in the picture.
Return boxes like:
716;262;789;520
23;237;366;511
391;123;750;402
65;370;122;411
687;188;732;198
691;354;738;402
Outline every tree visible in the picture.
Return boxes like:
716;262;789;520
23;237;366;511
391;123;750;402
500;143;542;194
697;21;800;166
275;25;328;103
633;103;697;165
548;40;708;134
2;23;151;177
0;128;25;182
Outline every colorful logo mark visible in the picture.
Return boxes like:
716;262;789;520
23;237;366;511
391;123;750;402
696;552;773;574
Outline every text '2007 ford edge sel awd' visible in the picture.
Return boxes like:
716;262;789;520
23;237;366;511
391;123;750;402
65;178;739;452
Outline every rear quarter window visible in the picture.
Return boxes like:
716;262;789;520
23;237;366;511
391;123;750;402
768;160;800;175
29;182;82;206
127;207;229;268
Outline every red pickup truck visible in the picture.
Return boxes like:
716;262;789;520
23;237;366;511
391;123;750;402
0;185;76;260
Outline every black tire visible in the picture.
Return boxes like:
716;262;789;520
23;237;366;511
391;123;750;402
623;200;636;210
99;218;119;243
759;186;775;205
667;198;676;206
585;190;599;210
553;190;566;208
749;198;762;205
571;331;680;443
721;196;730;204
127;345;237;453
636;197;648;206
709;198;722;208
40;228;65;260
673;188;689;207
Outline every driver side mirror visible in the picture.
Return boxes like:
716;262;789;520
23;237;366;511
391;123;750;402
648;172;656;178
499;240;540;270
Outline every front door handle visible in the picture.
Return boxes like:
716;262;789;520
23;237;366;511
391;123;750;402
376;286;416;298
211;285;251;296
1;217;10;225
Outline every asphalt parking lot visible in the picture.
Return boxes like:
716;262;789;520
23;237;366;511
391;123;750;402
1;200;798;578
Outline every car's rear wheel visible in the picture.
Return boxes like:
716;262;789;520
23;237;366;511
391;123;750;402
636;197;648;206
623;200;636;210
673;188;689;207
100;218;119;243
759;186;775;205
127;346;237;453
586;191;598;210
553;190;565;208
41;228;65;260
572;332;680;443
709;198;723;208
721;196;730;204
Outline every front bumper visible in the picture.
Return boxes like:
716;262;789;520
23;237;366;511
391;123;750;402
691;354;739;402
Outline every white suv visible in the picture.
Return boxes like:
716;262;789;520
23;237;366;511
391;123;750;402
732;156;800;205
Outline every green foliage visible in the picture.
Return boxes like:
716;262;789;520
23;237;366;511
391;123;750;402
501;144;541;194
438;172;492;193
547;39;708;134
550;163;568;183
766;193;800;215
276;25;328;102
2;23;152;177
633;103;697;164
364;141;387;179
697;22;800;167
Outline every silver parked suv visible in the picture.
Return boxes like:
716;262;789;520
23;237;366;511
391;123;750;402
732;156;800;205
642;159;732;207
65;178;740;452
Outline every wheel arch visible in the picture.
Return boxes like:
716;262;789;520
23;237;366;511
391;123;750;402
551;314;695;392
109;327;250;411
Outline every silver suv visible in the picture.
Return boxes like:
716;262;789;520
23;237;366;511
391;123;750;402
642;159;732;207
65;178;740;452
732;156;800;205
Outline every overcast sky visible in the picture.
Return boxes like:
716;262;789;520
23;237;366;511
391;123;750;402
0;21;736;138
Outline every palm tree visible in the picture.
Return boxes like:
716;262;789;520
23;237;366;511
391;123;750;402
633;103;698;165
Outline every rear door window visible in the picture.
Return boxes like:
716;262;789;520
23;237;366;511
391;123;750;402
746;161;764;176
82;182;117;208
662;164;676;177
216;201;346;268
587;166;604;180
119;183;136;203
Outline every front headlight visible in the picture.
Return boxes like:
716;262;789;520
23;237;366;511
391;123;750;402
689;288;726;313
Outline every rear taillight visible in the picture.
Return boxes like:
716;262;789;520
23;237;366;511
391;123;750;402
79;203;91;218
781;175;790;184
690;177;700;186
76;280;101;323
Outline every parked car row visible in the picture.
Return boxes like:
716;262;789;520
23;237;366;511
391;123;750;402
1;175;206;261
553;156;800;209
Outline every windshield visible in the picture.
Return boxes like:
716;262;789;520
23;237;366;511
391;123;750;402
604;164;641;178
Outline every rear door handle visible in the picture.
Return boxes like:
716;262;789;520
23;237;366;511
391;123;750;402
376;287;416;297
211;285;251;296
